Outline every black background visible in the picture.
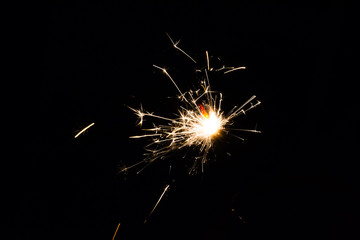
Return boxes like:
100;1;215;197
7;1;357;240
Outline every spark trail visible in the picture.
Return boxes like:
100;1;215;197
112;223;121;240
126;34;261;175
144;184;171;224
74;122;95;138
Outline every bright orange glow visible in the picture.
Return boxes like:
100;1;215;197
199;104;209;119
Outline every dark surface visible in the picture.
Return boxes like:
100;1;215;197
7;1;357;240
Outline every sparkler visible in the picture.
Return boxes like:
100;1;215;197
73;34;261;234
125;34;261;175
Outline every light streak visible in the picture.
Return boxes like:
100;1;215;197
223;66;247;74
166;32;197;63
206;50;210;70
144;184;171;224
216;65;246;73
112;222;121;240
74;122;95;138
127;34;261;175
153;64;184;98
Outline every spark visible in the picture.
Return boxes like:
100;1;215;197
166;32;197;63
215;65;246;73
127;34;261;175
206;50;210;70
74;122;95;138
223;66;247;74
112;222;121;240
144;184;171;224
153;64;184;98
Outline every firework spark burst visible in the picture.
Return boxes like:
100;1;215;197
125;34;261;175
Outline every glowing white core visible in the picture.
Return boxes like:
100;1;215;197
200;111;221;137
